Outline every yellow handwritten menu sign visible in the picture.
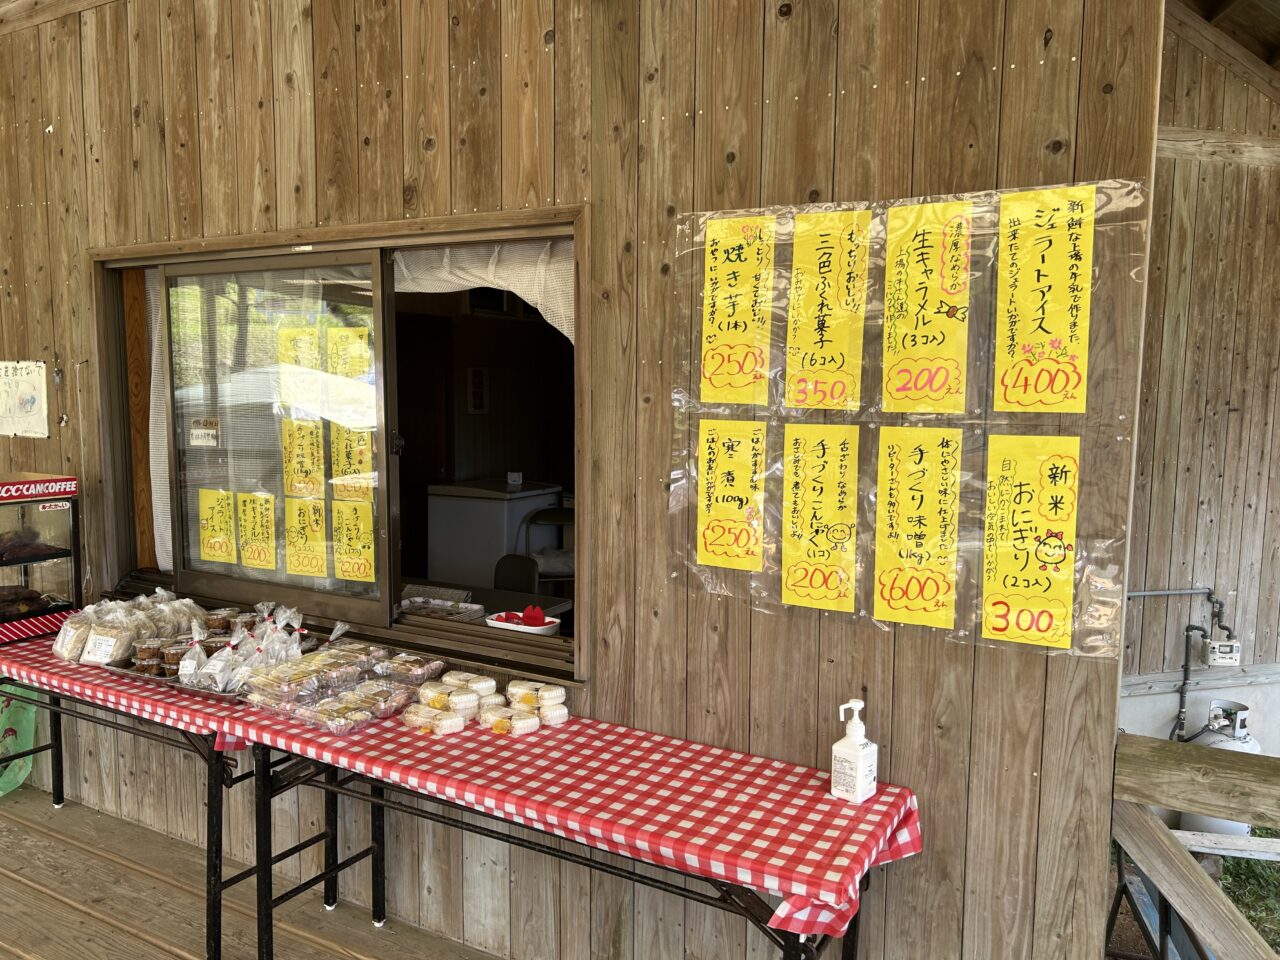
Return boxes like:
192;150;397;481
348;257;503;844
781;423;859;612
236;492;277;570
281;418;325;498
331;423;374;501
332;500;376;583
995;185;1095;412
982;434;1080;648
197;488;236;564
278;325;320;406
327;327;370;379
695;418;767;572
700;216;776;406
873;427;962;628
883;201;972;413
284;498;328;578
784;210;871;411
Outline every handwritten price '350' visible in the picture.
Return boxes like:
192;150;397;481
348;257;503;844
701;519;760;560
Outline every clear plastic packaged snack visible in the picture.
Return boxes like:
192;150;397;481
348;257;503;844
476;706;540;736
539;703;570;727
133;637;165;660
402;703;466;736
80;614;139;665
478;692;507;710
506;680;567;707
375;652;445;684
205;607;240;634
243;660;324;702
441;671;497;696
52;614;93;662
133;658;164;677
176;638;207;684
295;698;374;735
419;682;479;716
341;682;414;718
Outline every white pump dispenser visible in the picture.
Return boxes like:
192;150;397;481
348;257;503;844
831;699;878;803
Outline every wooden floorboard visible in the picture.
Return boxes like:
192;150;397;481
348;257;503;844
0;786;491;960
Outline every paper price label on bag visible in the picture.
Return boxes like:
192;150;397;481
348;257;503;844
784;210;870;412
781;423;859;612
873;426;961;628
332;500;376;582
700;216;776;407
883;201;972;413
331;423;374;501
994;185;1095;413
695;419;767;572
236;492;277;571
284;498;328;578
982;434;1080;648
282;418;325;498
197;488;236;564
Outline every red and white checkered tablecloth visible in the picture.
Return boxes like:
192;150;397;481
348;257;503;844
0;638;921;937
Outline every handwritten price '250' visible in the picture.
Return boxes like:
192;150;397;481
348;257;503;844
701;519;760;559
702;344;766;390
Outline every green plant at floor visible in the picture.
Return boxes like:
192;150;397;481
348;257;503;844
1222;827;1280;949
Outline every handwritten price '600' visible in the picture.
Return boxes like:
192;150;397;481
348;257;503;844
877;566;951;613
701;519;760;560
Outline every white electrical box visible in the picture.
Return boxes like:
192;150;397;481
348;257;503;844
1204;637;1242;667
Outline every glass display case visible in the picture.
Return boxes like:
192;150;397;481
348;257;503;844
0;473;81;624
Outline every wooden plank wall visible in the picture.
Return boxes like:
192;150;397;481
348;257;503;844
1126;22;1280;676
0;1;1163;959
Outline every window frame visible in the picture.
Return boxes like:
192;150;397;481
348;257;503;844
90;207;590;682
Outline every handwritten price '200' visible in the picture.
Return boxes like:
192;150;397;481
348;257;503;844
877;566;951;613
338;556;373;579
702;344;766;390
242;543;273;565
889;358;962;401
786;561;852;602
701;519;760;560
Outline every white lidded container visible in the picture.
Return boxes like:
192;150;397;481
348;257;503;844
831;699;878;804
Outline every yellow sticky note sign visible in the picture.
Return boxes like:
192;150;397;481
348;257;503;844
278;325;320;406
197;488;236;564
327;327;370;379
873;427;962;628
236;492;277;571
331;423;374;501
332;500;376;583
282;419;325;498
284;498;328;578
695;418;767;572
781;423;859;612
982;434;1080;648
883;201;972;413
700;216;776;406
785;210;870;411
994;185;1095;413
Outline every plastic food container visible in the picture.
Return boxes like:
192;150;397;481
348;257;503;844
539;703;570;727
476;706;540;736
133;638;165;660
402;703;466;735
205;608;240;634
375;653;445;684
162;643;190;665
507;680;567;707
441;671;497;696
133;658;164;677
161;662;179;678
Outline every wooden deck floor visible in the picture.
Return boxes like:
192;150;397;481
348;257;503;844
0;786;490;960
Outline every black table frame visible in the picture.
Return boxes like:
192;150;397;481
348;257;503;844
0;679;250;960
248;740;864;960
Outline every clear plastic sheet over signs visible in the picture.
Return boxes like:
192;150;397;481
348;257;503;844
669;180;1148;658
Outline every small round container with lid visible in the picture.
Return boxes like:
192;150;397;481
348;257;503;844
205;608;240;634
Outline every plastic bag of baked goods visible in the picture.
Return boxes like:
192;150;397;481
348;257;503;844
80;610;140;665
273;605;303;632
177;633;208;685
53;612;94;662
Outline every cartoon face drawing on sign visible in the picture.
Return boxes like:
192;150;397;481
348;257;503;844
1034;529;1074;572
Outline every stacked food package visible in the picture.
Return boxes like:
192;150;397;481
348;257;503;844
52;589;208;667
401;673;572;738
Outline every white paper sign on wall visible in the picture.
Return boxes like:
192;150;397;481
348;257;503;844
0;360;49;439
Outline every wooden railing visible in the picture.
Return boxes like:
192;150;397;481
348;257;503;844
1111;733;1280;960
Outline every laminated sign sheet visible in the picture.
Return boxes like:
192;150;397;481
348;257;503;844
282;419;325;498
873;427;962;629
284;498;328;578
784;211;871;412
882;201;972;414
332;500;376;583
982;435;1080;648
700;217;776;406
781;424;859;612
198;489;236;564
696;419;767;572
995;185;1095;412
236;493;277;571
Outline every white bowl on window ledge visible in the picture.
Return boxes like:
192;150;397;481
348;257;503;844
485;613;561;636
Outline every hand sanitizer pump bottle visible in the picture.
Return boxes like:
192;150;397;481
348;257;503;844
831;699;878;803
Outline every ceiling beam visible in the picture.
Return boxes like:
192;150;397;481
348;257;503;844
1211;0;1254;23
1167;0;1280;102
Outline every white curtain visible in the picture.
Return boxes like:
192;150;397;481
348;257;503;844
394;239;576;343
145;268;173;571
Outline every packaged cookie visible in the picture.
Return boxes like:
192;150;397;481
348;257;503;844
507;680;567;708
476;706;540;736
442;671;497;696
478;692;507;710
402;703;466;736
419;682;479;717
539;703;570;727
375;652;445;684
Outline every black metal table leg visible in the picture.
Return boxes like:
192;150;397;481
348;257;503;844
323;767;339;910
254;744;274;960
842;914;860;959
48;695;64;808
370;783;386;927
205;735;224;960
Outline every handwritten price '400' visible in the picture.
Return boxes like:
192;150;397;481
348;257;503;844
203;536;234;561
701;519;760;560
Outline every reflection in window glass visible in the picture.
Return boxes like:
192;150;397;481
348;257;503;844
168;265;380;599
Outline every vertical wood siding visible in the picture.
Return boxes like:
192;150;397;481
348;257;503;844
0;1;1164;958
